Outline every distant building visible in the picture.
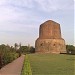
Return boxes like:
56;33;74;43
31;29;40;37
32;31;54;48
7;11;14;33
35;20;66;54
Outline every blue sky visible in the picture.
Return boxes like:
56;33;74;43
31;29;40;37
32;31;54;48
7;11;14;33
0;0;74;46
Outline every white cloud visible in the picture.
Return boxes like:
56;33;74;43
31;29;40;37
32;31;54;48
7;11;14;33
36;0;73;12
34;0;58;12
0;0;73;13
15;0;34;8
0;0;7;5
0;7;18;22
0;0;73;28
0;0;40;32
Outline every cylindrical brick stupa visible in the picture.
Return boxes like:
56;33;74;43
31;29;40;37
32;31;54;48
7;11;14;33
35;20;66;54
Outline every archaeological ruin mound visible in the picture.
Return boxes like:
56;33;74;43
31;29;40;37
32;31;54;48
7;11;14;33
35;20;66;54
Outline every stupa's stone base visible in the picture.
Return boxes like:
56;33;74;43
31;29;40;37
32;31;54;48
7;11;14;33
35;38;66;54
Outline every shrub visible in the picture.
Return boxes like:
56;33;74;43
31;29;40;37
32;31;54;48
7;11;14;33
0;44;19;68
21;55;32;75
2;52;19;66
66;45;75;55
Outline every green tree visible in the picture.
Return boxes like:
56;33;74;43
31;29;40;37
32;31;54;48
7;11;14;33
66;45;75;54
30;46;35;53
14;43;18;51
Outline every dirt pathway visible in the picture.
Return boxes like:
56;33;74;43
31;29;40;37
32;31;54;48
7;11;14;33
0;55;25;75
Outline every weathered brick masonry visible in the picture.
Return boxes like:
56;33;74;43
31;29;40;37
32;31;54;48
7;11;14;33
35;20;66;53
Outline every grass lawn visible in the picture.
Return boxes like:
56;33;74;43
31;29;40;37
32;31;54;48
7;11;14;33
28;54;75;75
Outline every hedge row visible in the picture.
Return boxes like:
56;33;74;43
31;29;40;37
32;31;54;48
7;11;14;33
3;53;19;65
21;55;32;75
0;52;19;68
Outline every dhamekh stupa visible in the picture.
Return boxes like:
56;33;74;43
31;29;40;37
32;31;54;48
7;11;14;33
35;20;66;54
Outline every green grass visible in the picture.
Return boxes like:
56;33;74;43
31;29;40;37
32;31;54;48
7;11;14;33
28;54;75;75
21;55;32;75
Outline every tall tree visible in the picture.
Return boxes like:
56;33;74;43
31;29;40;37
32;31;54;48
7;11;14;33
14;43;18;51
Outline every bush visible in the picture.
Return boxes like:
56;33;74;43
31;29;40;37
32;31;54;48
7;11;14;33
0;44;19;68
2;52;19;66
0;54;2;68
66;45;75;55
21;55;32;75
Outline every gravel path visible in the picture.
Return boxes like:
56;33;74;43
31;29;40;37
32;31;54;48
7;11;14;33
0;55;25;75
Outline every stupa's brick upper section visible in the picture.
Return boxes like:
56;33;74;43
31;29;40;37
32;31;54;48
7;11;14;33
39;20;61;39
